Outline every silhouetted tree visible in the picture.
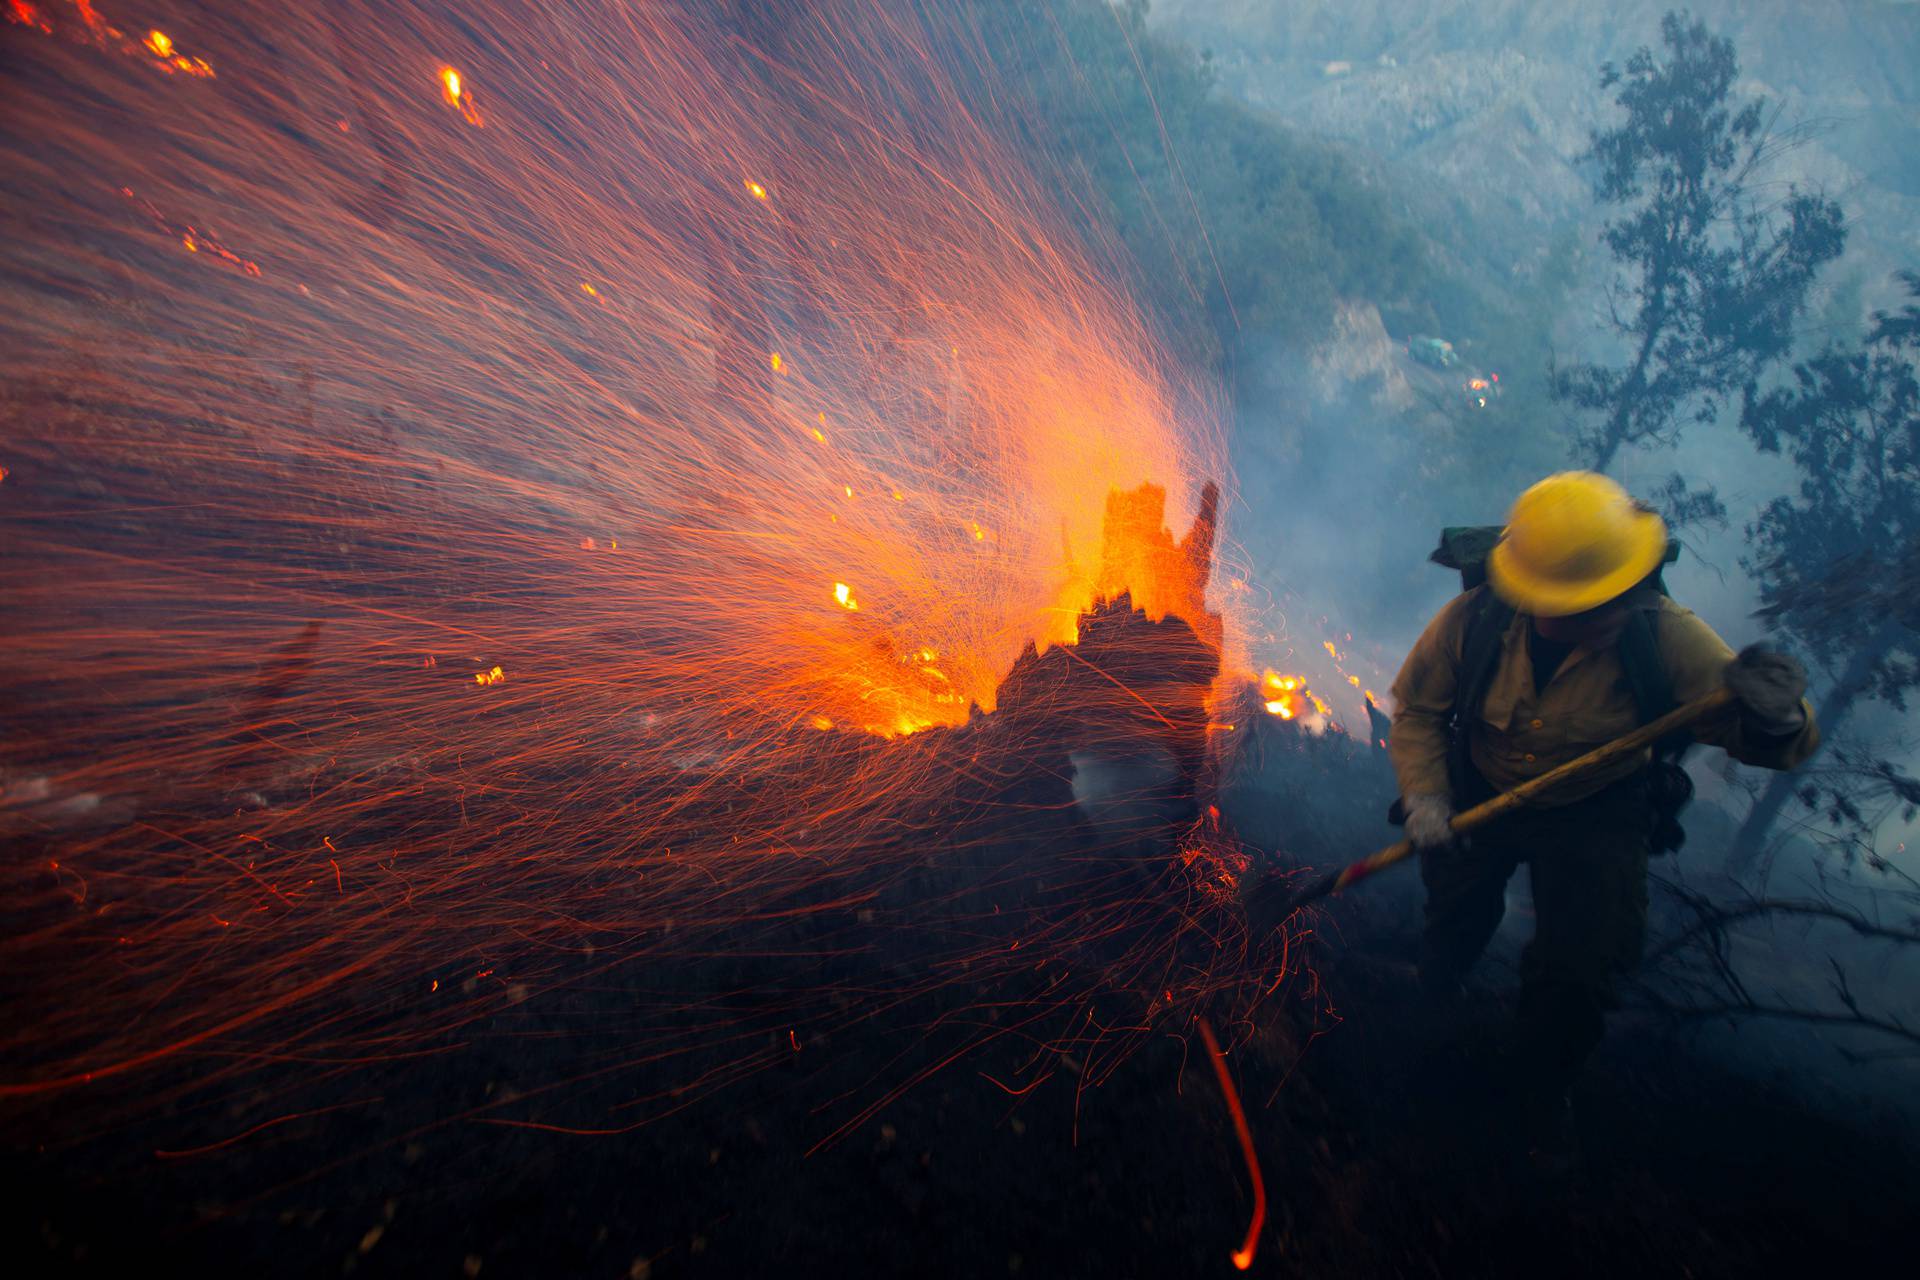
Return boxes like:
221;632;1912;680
1552;12;1845;484
1727;271;1920;872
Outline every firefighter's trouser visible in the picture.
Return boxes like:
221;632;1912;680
1418;772;1651;1092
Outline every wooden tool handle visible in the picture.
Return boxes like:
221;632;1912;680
1322;685;1738;898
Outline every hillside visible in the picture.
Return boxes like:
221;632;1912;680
1153;0;1920;319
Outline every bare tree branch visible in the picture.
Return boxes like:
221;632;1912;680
1634;870;1920;1059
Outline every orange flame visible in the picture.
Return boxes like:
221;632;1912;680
1260;670;1313;721
8;3;211;73
6;2;54;34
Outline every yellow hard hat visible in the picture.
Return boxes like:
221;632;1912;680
1486;471;1667;617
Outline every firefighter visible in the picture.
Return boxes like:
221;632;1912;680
1387;471;1818;1163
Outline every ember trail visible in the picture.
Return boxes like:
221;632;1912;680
0;0;1291;1164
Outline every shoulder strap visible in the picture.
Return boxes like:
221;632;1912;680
1456;589;1514;722
1446;589;1514;799
1617;608;1688;759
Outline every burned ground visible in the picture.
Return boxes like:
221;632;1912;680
8;609;1914;1278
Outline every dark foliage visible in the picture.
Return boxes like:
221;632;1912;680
1730;270;1920;867
1551;11;1846;489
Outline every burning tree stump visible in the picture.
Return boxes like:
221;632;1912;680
993;480;1223;821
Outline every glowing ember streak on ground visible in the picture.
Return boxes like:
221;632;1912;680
1197;1017;1267;1270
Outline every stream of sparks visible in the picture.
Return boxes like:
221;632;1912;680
0;0;1302;1261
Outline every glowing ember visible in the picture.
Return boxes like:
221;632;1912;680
439;63;482;125
120;187;261;276
9;1;211;74
6;2;54;35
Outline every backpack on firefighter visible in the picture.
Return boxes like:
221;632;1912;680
1405;524;1696;854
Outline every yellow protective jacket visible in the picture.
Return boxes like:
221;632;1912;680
1388;588;1820;805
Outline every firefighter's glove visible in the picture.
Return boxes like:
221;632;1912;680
1724;645;1808;737
1403;793;1459;852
